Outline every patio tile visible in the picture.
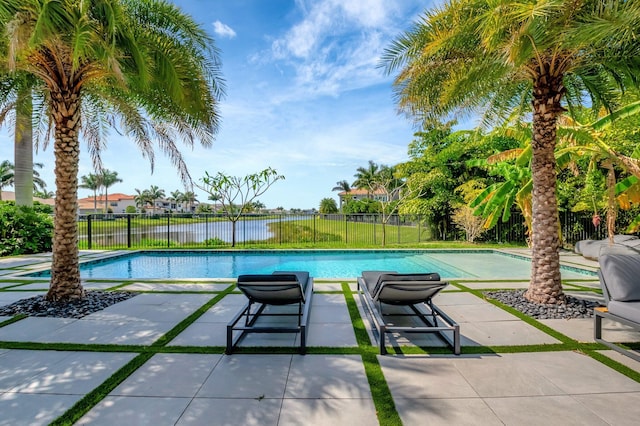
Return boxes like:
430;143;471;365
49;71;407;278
0;392;82;426
112;354;221;397
0;317;77;342
596;350;640;372
197;355;291;399
0;291;46;307
521;351;640;394
443;303;520;322
302;323;357;347
10;351;136;394
309;305;351;324
434;292;486;305
285;355;371;399
0;350;70;392
459;281;531;290
76;396;192;426
166;321;227;347
82;282;123;290
538;318;595;342
177;398;281;426
279;398;378;425
6;282;51;291
378;355;480;399
0;281;28;288
460;320;560;346
393;397;503;426
311;293;347;306
574;393;640;426
484;395;609;426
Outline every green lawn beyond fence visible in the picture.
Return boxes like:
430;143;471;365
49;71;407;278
77;212;605;250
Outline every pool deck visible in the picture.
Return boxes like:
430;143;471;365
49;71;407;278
1;249;639;425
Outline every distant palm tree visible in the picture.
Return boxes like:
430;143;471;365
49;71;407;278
182;191;198;212
34;189;54;199
332;180;351;193
100;170;122;213
353;160;380;197
79;173;101;213
169;190;184;211
147;185;165;214
134;188;150;210
0;160;14;199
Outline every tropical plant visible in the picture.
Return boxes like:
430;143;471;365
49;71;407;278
319;197;338;214
332;180;351;210
33;189;54;199
169;190;184;211
381;0;640;304
0;202;53;255
134;188;150;209
79;173;101;213
147;185;165;214
0;0;225;301
182;191;198;212
100;169;122;213
352;160;380;195
197;168;285;246
0;159;13;198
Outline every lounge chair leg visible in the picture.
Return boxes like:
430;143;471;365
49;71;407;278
379;324;387;355
594;311;603;341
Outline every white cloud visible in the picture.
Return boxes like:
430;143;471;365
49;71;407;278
212;20;236;39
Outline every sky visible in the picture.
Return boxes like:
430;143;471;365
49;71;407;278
0;0;439;210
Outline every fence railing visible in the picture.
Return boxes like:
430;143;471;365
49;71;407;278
77;211;613;250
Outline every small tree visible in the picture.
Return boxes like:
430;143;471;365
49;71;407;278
197;168;284;246
319;198;338;214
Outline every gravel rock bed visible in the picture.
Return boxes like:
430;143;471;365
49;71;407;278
0;290;138;319
485;290;599;319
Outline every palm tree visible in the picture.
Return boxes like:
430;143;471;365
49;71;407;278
0;160;13;199
169;190;184;211
147;185;165;214
79;173;102;213
99;169;122;213
0;0;225;301
381;0;640;305
353;160;380;196
182;191;198;212
34;189;54;199
134;188;150;210
332;180;351;210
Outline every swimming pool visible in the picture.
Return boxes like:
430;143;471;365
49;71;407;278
31;250;595;279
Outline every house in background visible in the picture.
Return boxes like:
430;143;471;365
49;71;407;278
337;188;390;209
78;193;136;214
0;191;55;206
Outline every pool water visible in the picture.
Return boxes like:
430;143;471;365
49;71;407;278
34;250;595;279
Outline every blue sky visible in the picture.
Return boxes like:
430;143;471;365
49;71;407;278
1;0;437;209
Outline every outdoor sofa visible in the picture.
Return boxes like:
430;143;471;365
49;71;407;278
357;271;460;355
595;249;640;362
575;234;640;260
226;271;313;354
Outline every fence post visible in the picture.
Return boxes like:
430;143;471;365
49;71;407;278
87;215;92;250
167;214;170;248
344;215;348;244
127;215;132;248
313;214;317;244
418;217;421;243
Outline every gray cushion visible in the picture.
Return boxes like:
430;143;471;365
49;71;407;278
237;271;310;305
599;254;640;302
372;273;442;298
576;235;638;259
608;301;640;324
361;271;396;294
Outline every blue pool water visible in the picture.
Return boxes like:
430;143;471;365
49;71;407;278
33;250;595;279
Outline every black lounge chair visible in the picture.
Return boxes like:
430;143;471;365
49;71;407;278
357;271;460;355
594;250;640;362
226;271;313;354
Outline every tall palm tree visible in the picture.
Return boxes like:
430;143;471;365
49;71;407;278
332;180;351;210
0;0;225;301
79;173;101;213
381;0;640;304
147;185;165;214
0;159;45;199
100;169;122;213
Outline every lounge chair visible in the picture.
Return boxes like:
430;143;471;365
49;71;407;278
594;250;640;362
575;234;639;260
226;271;313;354
357;271;460;355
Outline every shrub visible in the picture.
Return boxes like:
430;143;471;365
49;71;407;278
125;205;137;213
0;202;53;255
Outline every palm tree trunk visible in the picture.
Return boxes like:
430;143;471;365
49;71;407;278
46;95;84;302
14;90;34;207
524;71;565;305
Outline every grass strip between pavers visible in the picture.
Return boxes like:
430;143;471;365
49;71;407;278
343;281;402;426
50;352;155;426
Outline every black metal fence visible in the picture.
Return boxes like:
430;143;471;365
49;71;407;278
77;211;615;250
